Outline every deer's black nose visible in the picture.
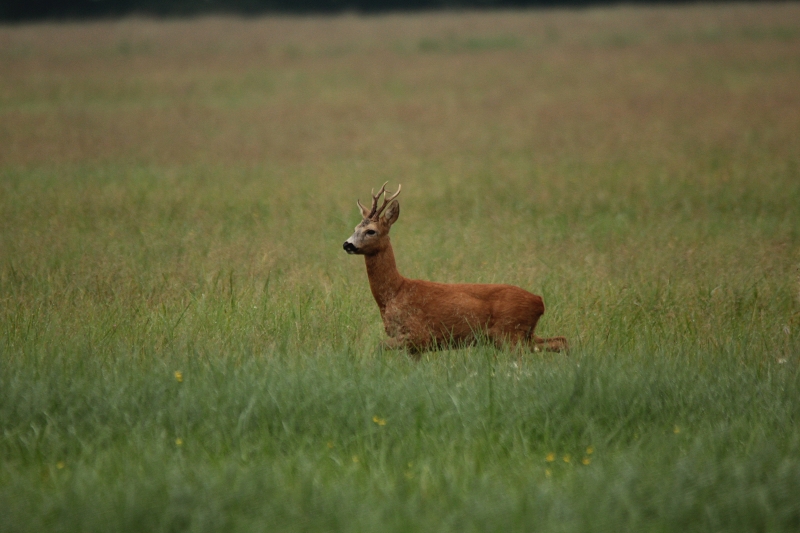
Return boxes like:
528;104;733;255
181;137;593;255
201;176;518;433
343;241;358;254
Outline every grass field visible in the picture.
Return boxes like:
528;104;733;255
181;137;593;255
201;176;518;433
2;3;800;531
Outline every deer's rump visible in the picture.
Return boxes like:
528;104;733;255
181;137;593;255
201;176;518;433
381;279;545;348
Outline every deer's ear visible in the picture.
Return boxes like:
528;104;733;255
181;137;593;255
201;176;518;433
382;200;400;227
357;199;371;219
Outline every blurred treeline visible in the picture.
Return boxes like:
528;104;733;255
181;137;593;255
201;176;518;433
3;0;706;22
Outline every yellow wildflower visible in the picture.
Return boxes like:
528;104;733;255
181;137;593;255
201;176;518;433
352;455;359;463
563;454;571;463
581;457;591;465
545;452;556;462
175;438;183;446
673;425;681;434
174;371;183;383
586;446;594;455
372;415;386;426
56;461;65;469
545;469;552;478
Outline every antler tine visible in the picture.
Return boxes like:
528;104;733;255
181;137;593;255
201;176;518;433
365;181;388;219
356;182;388;220
374;183;401;219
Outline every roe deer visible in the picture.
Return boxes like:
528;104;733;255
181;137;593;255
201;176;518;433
343;183;568;358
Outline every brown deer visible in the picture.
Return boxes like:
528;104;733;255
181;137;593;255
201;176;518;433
343;183;568;358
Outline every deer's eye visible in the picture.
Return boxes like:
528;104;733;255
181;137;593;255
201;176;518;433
365;229;377;236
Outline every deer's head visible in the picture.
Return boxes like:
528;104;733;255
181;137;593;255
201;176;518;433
343;182;401;256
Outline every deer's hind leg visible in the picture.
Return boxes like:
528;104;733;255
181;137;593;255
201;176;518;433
487;299;544;350
487;312;568;354
486;320;535;354
532;336;569;352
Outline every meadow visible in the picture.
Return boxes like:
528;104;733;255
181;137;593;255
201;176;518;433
1;3;800;531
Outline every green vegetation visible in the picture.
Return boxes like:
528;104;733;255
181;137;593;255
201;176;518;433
2;4;799;532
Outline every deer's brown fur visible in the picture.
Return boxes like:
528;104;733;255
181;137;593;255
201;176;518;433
343;183;568;358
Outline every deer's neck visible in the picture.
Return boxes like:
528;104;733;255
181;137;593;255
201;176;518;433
364;240;405;310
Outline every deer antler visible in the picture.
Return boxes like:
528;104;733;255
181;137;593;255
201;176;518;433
374;183;401;219
357;182;401;220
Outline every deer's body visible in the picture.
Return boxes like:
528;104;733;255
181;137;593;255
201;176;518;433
344;184;567;357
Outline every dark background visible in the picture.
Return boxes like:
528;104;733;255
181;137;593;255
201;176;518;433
2;0;716;22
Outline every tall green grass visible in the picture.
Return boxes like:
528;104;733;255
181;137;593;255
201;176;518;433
2;4;800;532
